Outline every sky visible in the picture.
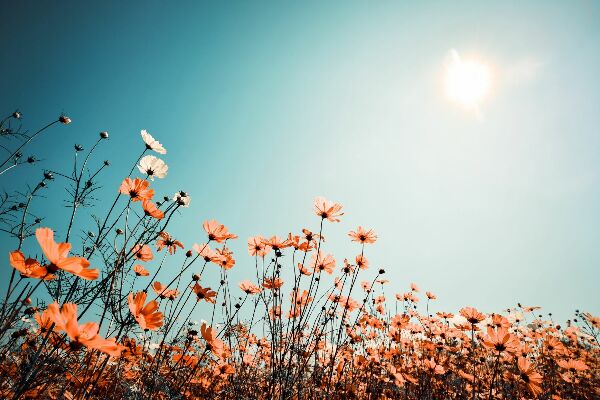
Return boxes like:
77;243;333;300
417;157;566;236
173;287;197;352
1;1;599;322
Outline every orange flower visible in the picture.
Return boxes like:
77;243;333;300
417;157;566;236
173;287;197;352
152;281;180;300
9;250;54;280
142;200;164;220
132;264;149;276
517;357;543;396
203;219;237;243
131;244;153;261
35;307;58;332
214;247;235;270
35;228;98;280
437;312;454;319
423;358;445;375
297;262;312;276
262;236;292;251
193;243;225;264
239;280;261;295
460;307;485;324
339;296;360;312
213;362;235;377
482;327;519;354
314;197;344;222
262;278;284;290
156;232;184;254
557;358;589;371
582;312;600;329
191;283;217;303
247;236;271;257
127;291;163;331
46;302;123;357
348;226;377;244
269;306;282;319
311;251;336;275
119;178;154;202
302;228;324;244
356;254;369;270
201;323;225;358
290;289;312;308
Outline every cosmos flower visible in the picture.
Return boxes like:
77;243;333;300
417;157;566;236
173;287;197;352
348;226;377;244
141;129;166;154
310;251;336;274
200;323;225;358
132;264;149;276
119;178;154;202
517;357;543;396
239;280;261;295
314;197;344;222
193;243;226;264
156;232;184;254
482;327;519;354
9;250;54;280
423;358;445;375
247;236;271;257
262;278;284;290
128;291;163;331
191;283;217;303
203;219;237;243
142;199;164;220
152;281;180;300
46;302;123;357
33;228;98;280
356;254;369;270
137;155;168;180
131;244;153;262
173;191;191;207
460;307;485;324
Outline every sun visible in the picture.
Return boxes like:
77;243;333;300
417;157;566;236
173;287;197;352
444;50;493;109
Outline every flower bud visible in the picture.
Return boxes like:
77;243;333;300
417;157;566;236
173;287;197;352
59;115;71;124
99;131;109;139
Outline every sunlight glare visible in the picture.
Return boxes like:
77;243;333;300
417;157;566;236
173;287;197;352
444;50;492;109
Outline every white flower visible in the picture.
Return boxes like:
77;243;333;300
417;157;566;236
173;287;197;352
138;155;168;180
173;191;191;207
507;311;524;324
448;315;468;327
141;129;167;154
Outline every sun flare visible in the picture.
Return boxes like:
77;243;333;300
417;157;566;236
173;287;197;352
444;50;492;109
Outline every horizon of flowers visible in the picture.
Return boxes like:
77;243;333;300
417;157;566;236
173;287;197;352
0;111;597;399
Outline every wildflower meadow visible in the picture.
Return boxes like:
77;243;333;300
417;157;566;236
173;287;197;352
0;112;597;399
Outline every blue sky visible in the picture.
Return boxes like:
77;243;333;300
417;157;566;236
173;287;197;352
1;1;599;322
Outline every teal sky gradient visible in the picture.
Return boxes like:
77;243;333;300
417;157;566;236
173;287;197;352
1;1;599;322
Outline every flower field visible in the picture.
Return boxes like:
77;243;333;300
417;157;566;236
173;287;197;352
0;112;598;399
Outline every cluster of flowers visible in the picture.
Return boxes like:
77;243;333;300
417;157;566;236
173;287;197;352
0;113;598;399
